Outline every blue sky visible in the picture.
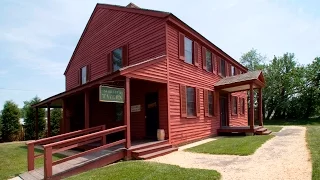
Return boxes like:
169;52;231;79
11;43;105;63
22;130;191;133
0;0;320;110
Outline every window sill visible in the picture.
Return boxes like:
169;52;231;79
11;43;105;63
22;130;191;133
231;113;238;116
185;116;197;119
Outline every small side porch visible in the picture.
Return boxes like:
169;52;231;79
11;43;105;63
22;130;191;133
215;71;269;135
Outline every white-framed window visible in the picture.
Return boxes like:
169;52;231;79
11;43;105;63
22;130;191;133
81;66;87;85
184;37;193;64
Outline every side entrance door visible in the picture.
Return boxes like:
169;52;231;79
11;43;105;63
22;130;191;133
145;92;159;139
220;95;229;126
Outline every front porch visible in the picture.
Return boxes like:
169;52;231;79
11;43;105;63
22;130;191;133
215;71;267;135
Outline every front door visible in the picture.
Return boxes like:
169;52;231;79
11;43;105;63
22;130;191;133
220;95;228;126
145;92;159;139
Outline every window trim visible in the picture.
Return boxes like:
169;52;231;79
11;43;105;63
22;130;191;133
231;96;238;115
112;47;123;72
240;98;245;115
80;65;87;85
186;86;196;117
184;36;193;65
208;91;214;117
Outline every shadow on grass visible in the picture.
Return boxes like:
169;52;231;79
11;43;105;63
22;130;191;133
19;145;67;159
264;117;320;126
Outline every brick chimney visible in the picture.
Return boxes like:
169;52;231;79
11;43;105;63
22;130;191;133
126;2;140;8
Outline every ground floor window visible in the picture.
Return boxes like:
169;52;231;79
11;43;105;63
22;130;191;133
232;96;238;115
240;98;245;114
186;87;196;116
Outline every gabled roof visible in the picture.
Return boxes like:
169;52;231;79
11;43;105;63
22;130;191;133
64;3;247;75
215;71;264;86
214;70;265;92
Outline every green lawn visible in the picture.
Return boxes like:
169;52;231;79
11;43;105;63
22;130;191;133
185;135;274;156
306;126;320;180
264;126;283;132
0;142;66;180
67;161;221;180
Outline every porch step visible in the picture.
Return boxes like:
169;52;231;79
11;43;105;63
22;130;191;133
129;140;168;151
137;147;178;160
256;128;267;133
262;130;272;135
132;144;172;157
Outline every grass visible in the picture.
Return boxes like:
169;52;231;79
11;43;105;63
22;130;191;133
67;161;221;180
185;135;274;156
306;126;320;180
264;126;283;132
0;142;66;180
264;117;320;126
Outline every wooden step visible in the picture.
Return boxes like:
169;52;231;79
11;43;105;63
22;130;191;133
132;144;172;157
138;147;178;160
262;130;272;135
256;128;267;132
129;140;168;151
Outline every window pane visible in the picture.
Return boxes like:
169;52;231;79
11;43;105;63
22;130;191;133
221;59;226;77
184;37;193;64
206;50;212;72
186;87;195;116
231;66;235;76
208;92;213;116
185;51;193;64
115;103;123;121
81;66;87;84
113;48;122;72
232;97;237;114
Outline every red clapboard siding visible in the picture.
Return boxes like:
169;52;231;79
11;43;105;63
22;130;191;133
166;23;248;145
229;91;248;126
65;8;166;90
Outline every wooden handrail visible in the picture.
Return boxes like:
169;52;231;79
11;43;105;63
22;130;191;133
43;125;126;149
27;125;105;171
43;125;127;179
27;125;105;146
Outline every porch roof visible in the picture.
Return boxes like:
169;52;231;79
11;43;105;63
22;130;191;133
214;70;265;92
32;55;167;108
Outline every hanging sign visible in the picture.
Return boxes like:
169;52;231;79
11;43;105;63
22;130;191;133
99;85;125;103
131;105;141;112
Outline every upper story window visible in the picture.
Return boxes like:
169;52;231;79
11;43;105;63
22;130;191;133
220;59;226;77
231;65;235;76
186;87;196;116
112;48;123;72
232;96;238;115
81;66;87;85
184;37;193;64
206;50;213;72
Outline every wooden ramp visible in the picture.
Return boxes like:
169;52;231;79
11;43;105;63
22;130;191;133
217;126;272;135
20;149;124;180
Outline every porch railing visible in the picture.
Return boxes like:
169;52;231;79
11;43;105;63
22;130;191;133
26;125;127;179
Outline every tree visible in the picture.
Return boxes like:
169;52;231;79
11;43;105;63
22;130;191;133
240;48;266;71
50;108;61;136
263;53;304;119
1;101;21;141
23;97;46;140
0;111;3;140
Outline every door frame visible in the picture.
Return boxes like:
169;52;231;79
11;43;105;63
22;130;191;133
144;92;160;139
219;93;229;127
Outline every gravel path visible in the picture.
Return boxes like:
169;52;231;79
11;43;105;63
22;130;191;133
148;126;312;180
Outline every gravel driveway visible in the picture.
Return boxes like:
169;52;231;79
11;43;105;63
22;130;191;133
148;126;312;180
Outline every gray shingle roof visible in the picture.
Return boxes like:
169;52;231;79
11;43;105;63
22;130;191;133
215;70;262;87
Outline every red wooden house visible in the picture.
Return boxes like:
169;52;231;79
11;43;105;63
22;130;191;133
25;3;267;179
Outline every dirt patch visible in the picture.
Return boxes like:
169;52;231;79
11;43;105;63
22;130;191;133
148;126;312;180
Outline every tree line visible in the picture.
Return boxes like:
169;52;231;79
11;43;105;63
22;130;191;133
0;97;61;142
240;49;320;120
